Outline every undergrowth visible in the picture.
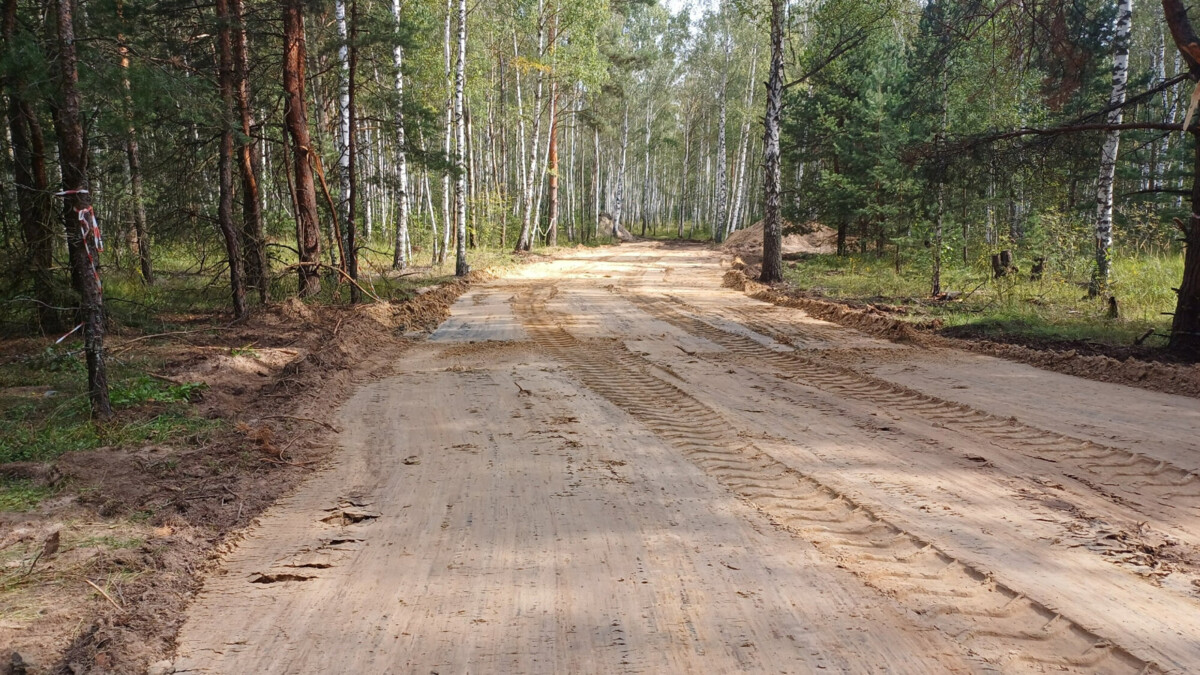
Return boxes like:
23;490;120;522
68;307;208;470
783;248;1182;346
0;346;218;470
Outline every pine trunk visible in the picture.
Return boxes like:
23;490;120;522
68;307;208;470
50;0;112;418
282;0;322;296
116;11;154;287
216;0;248;319
4;0;57;330
232;0;265;302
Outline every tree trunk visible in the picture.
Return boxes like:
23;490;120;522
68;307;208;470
216;0;248;319
728;51;757;239
453;0;468;275
547;83;560;247
232;0;266;302
714;25;731;243
49;0;112;419
335;0;352;274
346;0;361;301
515;1;546;251
1091;0;1133;296
4;0;57;331
641;98;652;237
613;103;629;235
282;0;322;296
679;116;690;239
115;4;154;287
390;0;410;269
1161;0;1200;353
593;124;600;238
759;0;784;283
440;0;453;263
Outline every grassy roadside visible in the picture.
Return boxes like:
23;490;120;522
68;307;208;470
781;250;1182;349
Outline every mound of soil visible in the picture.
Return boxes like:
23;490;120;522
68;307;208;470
723;263;1200;399
722;220;837;260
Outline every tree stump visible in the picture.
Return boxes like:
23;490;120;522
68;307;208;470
991;250;1018;279
1030;257;1045;281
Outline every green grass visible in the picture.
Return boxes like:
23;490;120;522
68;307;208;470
0;478;57;512
783;248;1183;346
0;347;220;466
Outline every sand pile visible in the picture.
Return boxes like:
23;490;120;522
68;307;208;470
722;220;837;258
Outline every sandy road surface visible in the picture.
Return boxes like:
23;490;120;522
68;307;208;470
172;243;1200;674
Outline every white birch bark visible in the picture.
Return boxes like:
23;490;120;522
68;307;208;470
1092;0;1132;294
515;1;546;250
439;0;453;264
640;97;652;235
714;21;731;242
390;0;411;268
727;51;757;237
453;0;468;275
613;103;629;235
512;33;528;216
335;0;352;258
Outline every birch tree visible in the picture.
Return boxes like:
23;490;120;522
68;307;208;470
453;0;469;275
391;0;412;269
1091;0;1134;296
760;0;784;284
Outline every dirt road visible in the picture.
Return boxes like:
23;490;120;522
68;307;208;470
171;243;1200;674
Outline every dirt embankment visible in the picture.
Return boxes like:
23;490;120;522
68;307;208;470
722;262;1200;398
722;220;837;261
0;272;487;675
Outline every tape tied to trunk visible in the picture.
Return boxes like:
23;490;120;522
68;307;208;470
76;205;103;294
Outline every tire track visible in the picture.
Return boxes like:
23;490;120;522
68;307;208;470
514;283;1161;675
627;293;1200;518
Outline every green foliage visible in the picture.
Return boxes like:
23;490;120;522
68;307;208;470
0;479;57;513
109;377;207;407
0;348;219;464
784;245;1180;346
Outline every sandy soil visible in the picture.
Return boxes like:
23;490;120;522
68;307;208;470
169;242;1200;674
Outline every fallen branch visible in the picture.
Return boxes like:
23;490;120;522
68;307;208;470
148;372;185;385
259;415;340;432
275;262;384;303
260;457;318;470
84;578;123;611
111;328;237;355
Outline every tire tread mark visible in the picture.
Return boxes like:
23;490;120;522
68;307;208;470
630;295;1200;511
514;284;1160;675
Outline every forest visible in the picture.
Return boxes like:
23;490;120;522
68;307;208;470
0;0;1199;424
3;0;1200;414
6;0;1200;671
